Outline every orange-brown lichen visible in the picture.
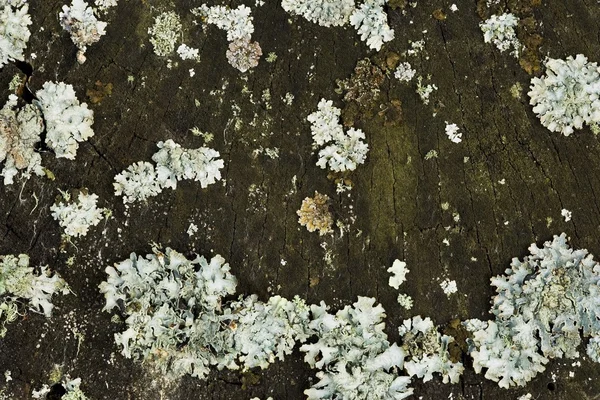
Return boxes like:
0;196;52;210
297;191;333;235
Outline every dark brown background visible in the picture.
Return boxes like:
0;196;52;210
2;0;600;398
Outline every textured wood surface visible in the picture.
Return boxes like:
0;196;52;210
2;0;600;399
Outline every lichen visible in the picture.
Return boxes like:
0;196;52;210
528;54;600;136
0;0;32;68
0;94;44;184
297;191;334;235
35;81;95;160
50;189;108;238
59;0;107;63
0;254;69;337
148;11;181;57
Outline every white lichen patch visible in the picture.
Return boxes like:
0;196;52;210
114;139;224;203
528;54;600;136
416;76;437;105
196;4;254;42
187;222;198;237
561;208;572;222
35;81;94;160
50;190;108;238
480;13;520;57
281;0;355;27
194;5;261;72
59;0;107;63
301;297;414;399
465;234;600;388
387;259;409;289
394;62;416;82
0;0;32;68
100;247;311;379
94;0;117;11
113;161;162;203
444;122;462;143
350;0;394;51
397;293;413;310
440;279;457;296
177;44;200;61
308;99;369;172
148;11;181;56
0;94;44;185
0;254;69;337
399;316;464;384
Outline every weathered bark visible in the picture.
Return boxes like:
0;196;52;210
2;0;600;399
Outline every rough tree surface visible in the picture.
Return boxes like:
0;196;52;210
1;0;600;399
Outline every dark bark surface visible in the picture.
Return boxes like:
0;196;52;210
2;0;600;399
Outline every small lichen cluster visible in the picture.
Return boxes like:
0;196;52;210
394;62;416;83
99;248;311;379
399;316;464;384
281;0;354;27
32;376;88;399
480;13;520;57
297;191;333;235
93;0;117;12
281;0;394;50
308;99;369;172
0;254;68;337
226;38;262;73
59;0;107;63
465;233;600;388
350;0;394;51
114;139;224;203
0;0;32;68
194;5;261;72
528;54;600;136
148;11;181;57
444;122;462;143
0;94;44;185
50;189;108;238
387;259;413;310
35;81;95;160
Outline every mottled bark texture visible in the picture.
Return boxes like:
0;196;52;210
2;0;600;399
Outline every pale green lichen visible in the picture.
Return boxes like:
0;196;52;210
148;11;181;56
0;254;68;337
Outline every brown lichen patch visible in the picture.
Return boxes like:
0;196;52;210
442;319;470;364
379;99;403;127
432;9;447;21
226;39;262;73
241;370;260;390
86;81;113;104
517;16;543;75
297;191;333;236
387;0;407;10
336;58;385;126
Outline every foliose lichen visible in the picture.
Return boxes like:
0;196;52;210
0;0;32;68
59;0;107;63
0;94;44;185
528;54;600;136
